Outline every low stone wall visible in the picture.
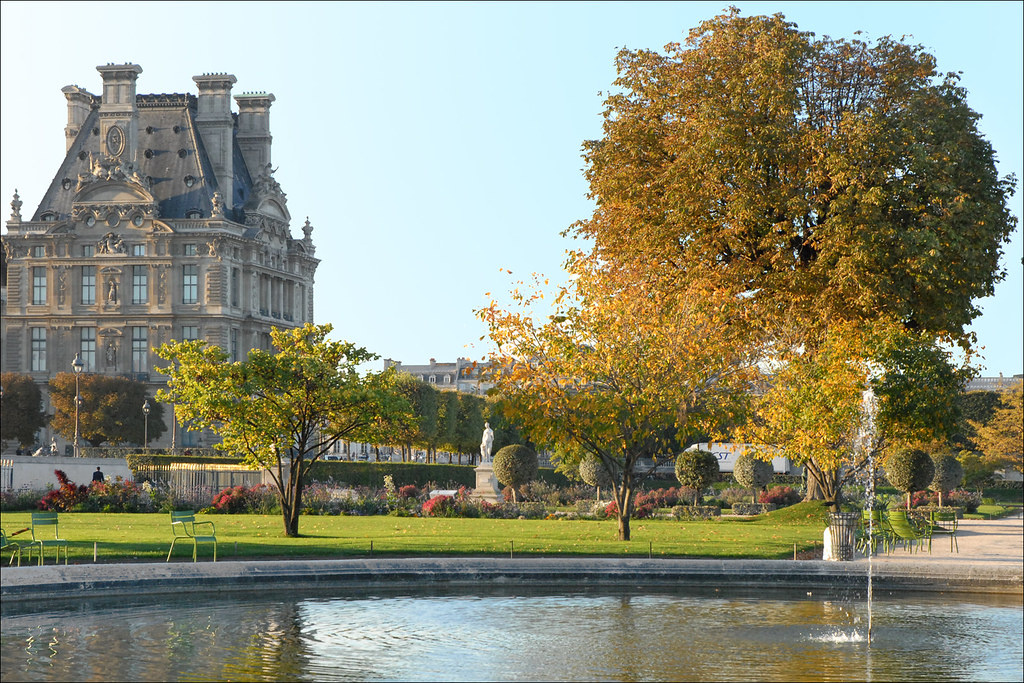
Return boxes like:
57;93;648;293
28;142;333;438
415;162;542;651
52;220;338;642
0;455;133;491
2;557;1020;603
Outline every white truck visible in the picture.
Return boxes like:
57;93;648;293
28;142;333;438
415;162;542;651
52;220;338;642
685;443;799;475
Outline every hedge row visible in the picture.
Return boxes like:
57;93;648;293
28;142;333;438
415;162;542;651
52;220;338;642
307;461;573;489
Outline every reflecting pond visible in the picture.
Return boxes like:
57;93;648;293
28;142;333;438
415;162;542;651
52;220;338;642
1;587;1021;681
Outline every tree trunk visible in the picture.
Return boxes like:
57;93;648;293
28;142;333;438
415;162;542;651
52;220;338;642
614;484;632;541
804;471;824;501
282;467;303;537
617;510;631;541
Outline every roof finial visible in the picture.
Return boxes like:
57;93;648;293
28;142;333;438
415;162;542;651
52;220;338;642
10;189;22;222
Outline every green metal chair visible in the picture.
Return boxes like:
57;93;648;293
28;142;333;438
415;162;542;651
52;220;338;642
856;509;892;555
29;512;69;565
886;510;932;554
1;528;25;567
167;511;217;562
929;510;959;553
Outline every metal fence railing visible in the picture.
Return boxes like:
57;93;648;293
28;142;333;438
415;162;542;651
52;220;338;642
132;462;263;505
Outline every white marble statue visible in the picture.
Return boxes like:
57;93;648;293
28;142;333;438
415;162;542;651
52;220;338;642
480;422;494;463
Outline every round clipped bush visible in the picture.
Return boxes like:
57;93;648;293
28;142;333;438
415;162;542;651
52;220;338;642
492;444;539;504
675;449;720;505
885;447;936;509
732;452;774;502
579;455;614;499
929;454;965;507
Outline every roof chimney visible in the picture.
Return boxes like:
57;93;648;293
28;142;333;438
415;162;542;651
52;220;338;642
193;73;237;209
61;85;95;152
96;63;142;162
234;92;275;178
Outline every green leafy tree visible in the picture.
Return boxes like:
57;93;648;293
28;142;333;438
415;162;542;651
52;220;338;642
452;393;486;464
885;447;936;509
0;373;46;448
492;444;538;503
156;323;412;537
929;454;964;507
433;391;460;463
732;451;774;503
675;449;719;505
49;373;165;447
392;374;439;461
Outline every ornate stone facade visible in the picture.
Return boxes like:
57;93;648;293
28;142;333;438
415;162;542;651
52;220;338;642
1;63;319;448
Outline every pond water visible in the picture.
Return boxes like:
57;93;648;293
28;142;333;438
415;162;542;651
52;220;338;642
1;587;1021;682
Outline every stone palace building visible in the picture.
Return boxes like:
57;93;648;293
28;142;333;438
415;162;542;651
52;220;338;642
1;63;319;448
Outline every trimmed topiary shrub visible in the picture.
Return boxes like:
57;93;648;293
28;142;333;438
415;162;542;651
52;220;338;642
885;448;936;510
578;454;614;499
493;444;539;503
930;454;965;508
732;452;775;503
675;449;719;505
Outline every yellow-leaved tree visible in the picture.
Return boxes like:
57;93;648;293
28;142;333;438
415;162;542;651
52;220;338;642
480;256;757;540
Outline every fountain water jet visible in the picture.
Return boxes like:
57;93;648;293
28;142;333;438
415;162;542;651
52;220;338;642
857;376;880;645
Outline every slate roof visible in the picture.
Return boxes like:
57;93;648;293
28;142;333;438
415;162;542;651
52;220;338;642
32;93;254;223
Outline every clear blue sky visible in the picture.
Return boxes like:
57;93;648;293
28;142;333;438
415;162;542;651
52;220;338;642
2;1;1021;375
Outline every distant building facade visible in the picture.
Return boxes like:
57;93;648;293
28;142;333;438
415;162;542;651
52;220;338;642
1;63;319;448
383;357;493;395
966;374;1023;393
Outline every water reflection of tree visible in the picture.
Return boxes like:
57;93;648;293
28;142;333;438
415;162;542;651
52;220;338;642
217;603;312;681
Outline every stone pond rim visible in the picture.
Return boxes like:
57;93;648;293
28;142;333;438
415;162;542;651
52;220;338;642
2;556;1020;603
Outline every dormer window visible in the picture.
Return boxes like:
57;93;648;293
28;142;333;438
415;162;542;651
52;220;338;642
185;209;202;219
40;212;57;222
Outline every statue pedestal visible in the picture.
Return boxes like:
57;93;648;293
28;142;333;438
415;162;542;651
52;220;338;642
473;464;504;504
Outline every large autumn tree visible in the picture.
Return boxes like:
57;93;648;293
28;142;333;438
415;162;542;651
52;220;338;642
156;323;412;536
572;9;1016;501
49;373;166;447
575;9;1016;337
480;256;757;540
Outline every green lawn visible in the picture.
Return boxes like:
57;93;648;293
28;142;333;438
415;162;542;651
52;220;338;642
1;502;830;564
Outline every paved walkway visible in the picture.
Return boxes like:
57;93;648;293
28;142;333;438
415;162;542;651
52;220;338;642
866;515;1023;566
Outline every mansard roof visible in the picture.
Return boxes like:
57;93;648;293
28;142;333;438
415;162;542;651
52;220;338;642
32;94;255;223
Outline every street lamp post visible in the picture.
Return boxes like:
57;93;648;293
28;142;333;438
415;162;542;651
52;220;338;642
72;353;84;457
142;399;151;450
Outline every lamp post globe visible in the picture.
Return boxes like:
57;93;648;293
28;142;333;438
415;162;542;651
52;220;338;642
72;353;85;457
142;399;151;450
